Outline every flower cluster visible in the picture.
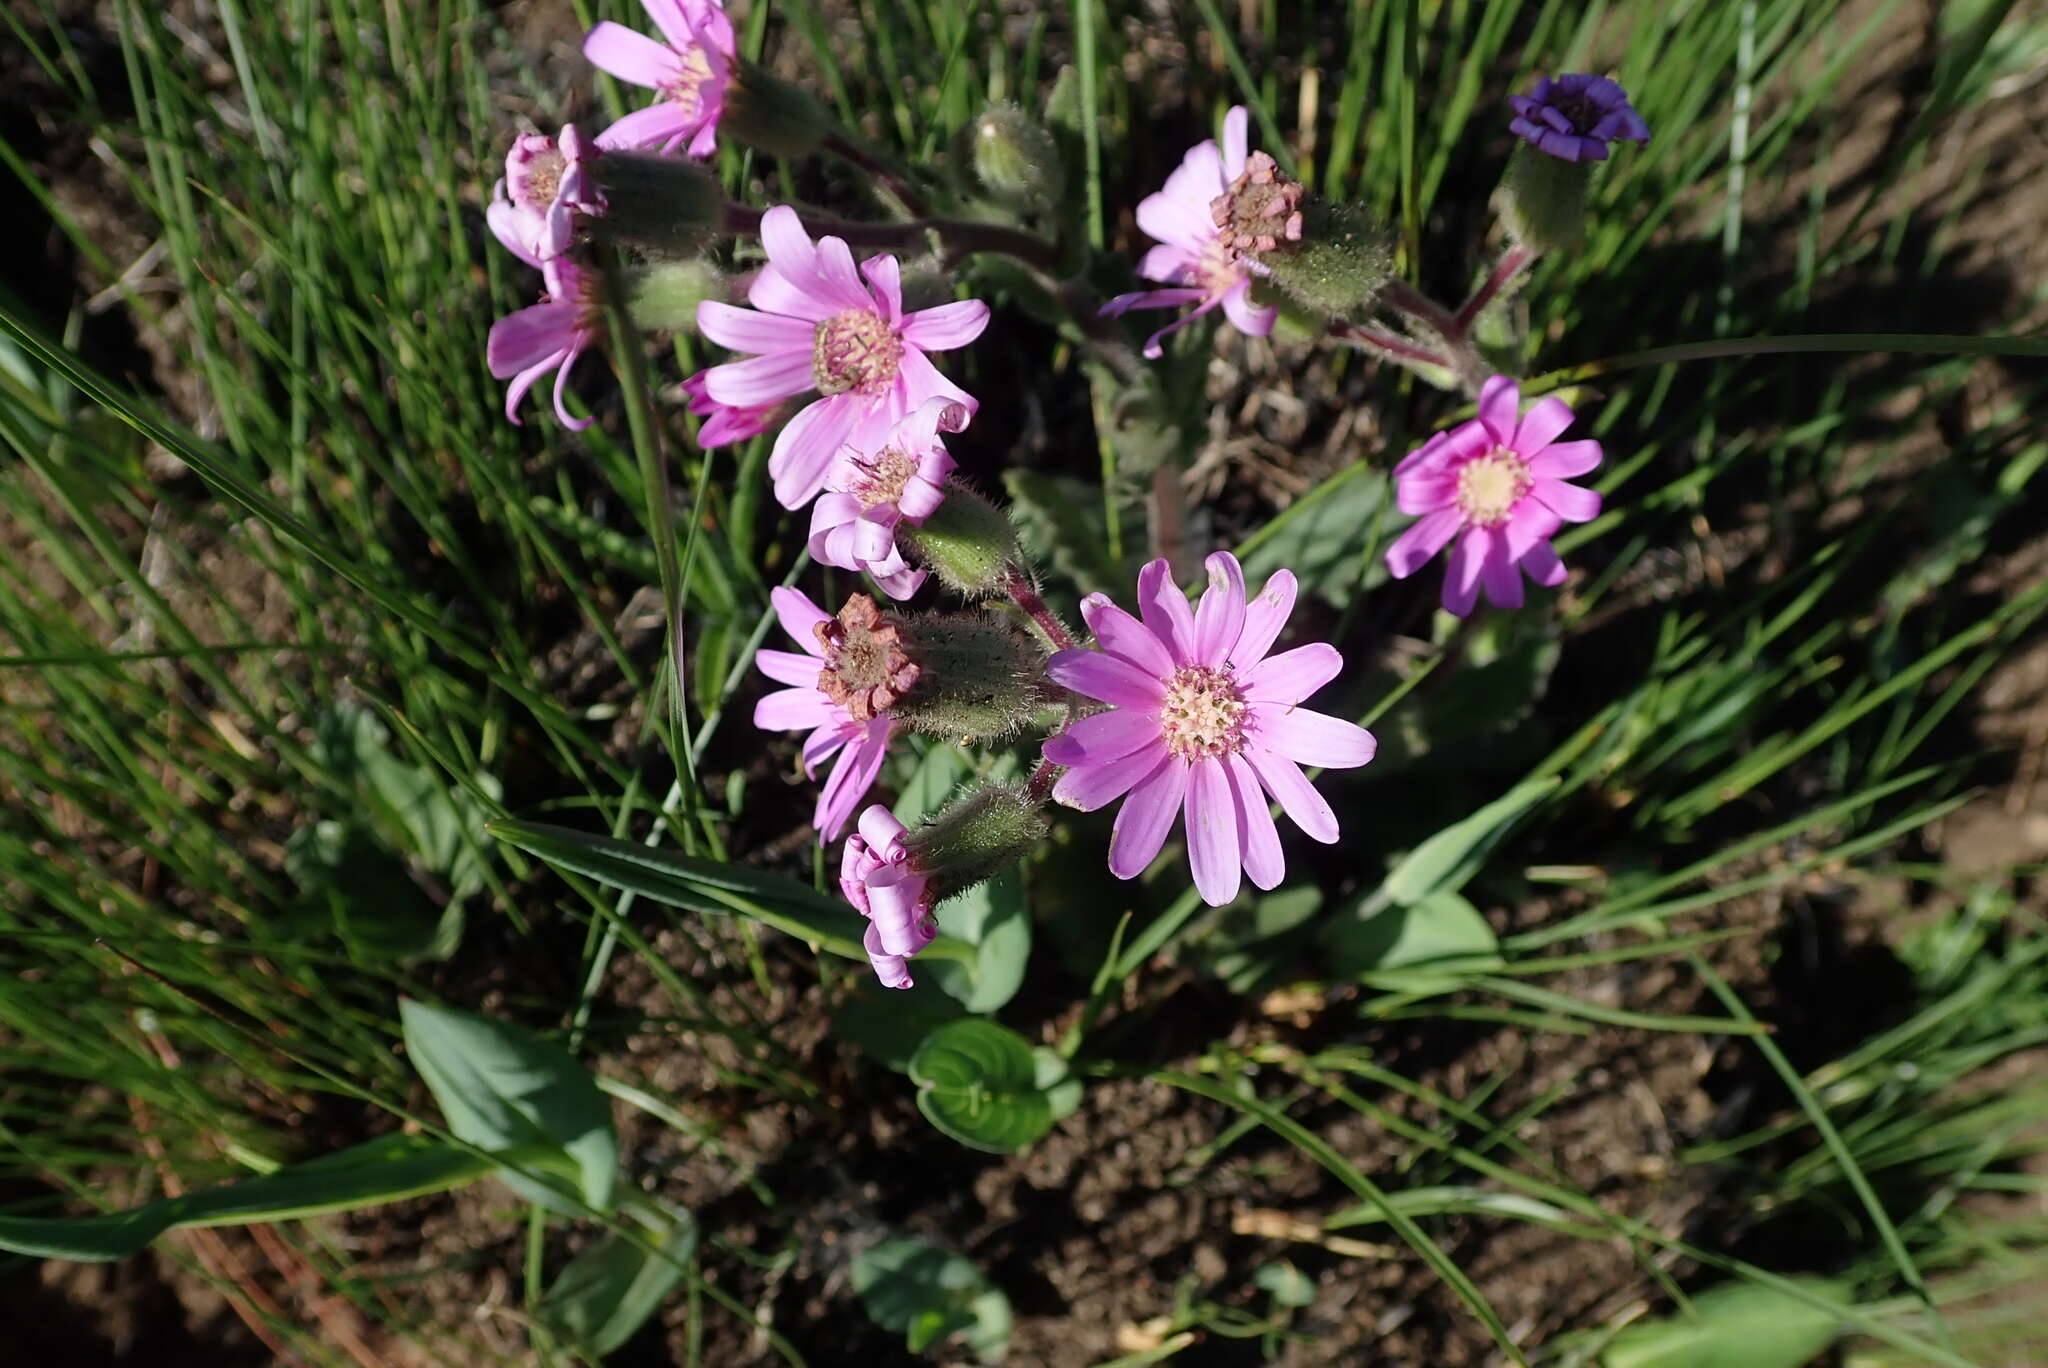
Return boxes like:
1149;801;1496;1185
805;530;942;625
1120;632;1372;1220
480;13;1650;989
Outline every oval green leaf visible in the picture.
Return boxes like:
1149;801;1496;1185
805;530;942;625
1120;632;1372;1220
909;1019;1054;1154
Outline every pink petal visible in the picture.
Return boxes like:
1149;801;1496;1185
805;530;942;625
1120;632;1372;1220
1052;743;1164;812
1393;430;1452;479
1513;395;1576;452
754;688;834;732
1532;478;1601;523
801;723;849;778
595;102;695;151
758;206;821;288
816;723;890;840
1183;757;1241;907
1136;294;1222;359
1232;569;1296;668
1224;754;1284;891
857;805;906;850
1043;709;1164;767
700;349;816;408
1135;558;1198;665
1101;286;1206;317
1385;507;1464;579
549;349;593;431
1501;499;1563;563
1442;526;1492;617
756;649;823;688
1046;649;1167;709
1108;756;1189;879
1079;593;1177;678
770;585;830;651
1476;374;1521;445
861;923;914;990
697;300;816;355
1481;543;1525;609
1528;439;1602;479
488;301;576;378
583;22;681;89
1136;243;1199;285
747;264;834;321
1135;188;1217;255
1191;552;1248;667
1520;541;1568;587
1396;471;1456;515
1220;105;1249;179
900;299;991;352
769;394;862;509
812;234;878;314
1243;643;1341;705
861;254;903;322
893;348;976;415
502;354;565;427
1244;746;1338;843
485;197;544;267
1250;704;1376;768
865;867;929;956
1218;280;1276;337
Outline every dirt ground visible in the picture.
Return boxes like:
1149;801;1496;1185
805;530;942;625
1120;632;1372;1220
5;0;2048;1364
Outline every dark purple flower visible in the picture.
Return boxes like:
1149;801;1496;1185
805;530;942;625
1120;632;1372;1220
1508;74;1649;163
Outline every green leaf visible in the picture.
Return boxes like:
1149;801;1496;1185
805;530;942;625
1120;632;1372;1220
833;979;968;1073
1185;885;1322;992
851;1235;1013;1364
894;740;972;823
539;1207;698;1356
1253;1260;1317;1309
910;1019;1055;1154
1032;1047;1084;1122
398;1000;617;1213
926;870;1031;1013
1238;464;1391;606
1601;1278;1849;1368
0;1134;493;1262
1324;890;1503;983
488;819;871;962
1377;775;1559;909
1002;469;1128;594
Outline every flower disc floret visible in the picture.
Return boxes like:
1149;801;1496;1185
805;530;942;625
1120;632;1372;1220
752;587;897;841
488;126;604;265
690;205;989;509
1385;375;1604;616
1041;551;1376;908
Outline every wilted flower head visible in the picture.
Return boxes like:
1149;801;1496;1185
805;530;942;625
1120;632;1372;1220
1101;106;1283;359
487;126;604;263
1508;74;1650;163
1385;375;1603;616
1042;552;1376;907
807;398;965;600
753;587;899;840
691;205;989;509
486;253;602;430
838;805;936;989
586;0;736;157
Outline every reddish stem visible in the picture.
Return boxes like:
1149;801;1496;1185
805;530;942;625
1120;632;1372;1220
1025;757;1059;805
1002;564;1075;651
819;129;933;218
1378;278;1462;341
1451;246;1533;336
1327;319;1454;370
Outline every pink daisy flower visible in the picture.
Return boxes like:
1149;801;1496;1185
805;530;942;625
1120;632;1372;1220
584;0;736;157
1101;106;1281;359
838;805;937;989
753;587;897;841
806;398;964;601
1384;375;1603;616
486;250;601;431
680;371;777;446
1042;552;1376;907
486;126;604;263
691;206;989;509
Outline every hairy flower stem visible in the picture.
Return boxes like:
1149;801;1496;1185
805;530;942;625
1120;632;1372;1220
1024;757;1059;805
1451;245;1533;335
721;202;1062;273
1000;564;1075;650
1327;319;1454;370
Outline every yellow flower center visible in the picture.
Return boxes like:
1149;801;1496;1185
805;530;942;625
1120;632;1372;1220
1159;666;1247;761
813;308;903;396
1455;449;1531;527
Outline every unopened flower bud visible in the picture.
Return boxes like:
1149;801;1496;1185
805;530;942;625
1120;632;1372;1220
972;103;1064;215
898;480;1018;597
1495;145;1588;256
721;61;831;161
1259;198;1393;319
888;609;1046;743
900;784;1051;902
624;260;727;333
588;152;722;258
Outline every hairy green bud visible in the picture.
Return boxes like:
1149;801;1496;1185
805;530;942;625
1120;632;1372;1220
1495;144;1588;256
890;610;1047;743
902;784;1051;901
972;103;1064;215
1260;198;1394;319
590;152;722;258
899;481;1019;597
623;260;726;332
722;62;831;160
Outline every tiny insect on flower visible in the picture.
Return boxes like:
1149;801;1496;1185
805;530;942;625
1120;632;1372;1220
1384;374;1604;616
1041;552;1376;908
